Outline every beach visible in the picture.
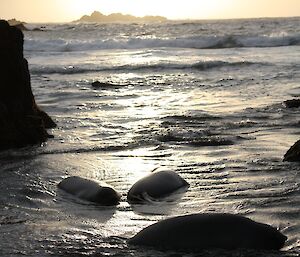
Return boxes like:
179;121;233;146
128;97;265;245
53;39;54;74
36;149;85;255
0;17;300;256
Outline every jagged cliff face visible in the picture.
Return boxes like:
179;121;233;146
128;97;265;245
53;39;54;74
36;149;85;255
75;11;167;23
0;20;56;150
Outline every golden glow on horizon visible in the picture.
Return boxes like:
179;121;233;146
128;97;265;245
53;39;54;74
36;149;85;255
0;0;299;22
67;0;230;20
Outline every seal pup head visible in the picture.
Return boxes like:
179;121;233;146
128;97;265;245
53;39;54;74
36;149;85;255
92;186;121;206
242;220;287;250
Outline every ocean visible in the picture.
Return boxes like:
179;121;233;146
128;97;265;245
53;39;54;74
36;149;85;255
0;17;299;256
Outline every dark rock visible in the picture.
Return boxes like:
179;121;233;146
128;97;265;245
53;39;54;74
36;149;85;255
32;27;43;32
283;99;300;108
0;20;56;151
91;81;122;89
283;140;300;162
36;108;57;129
7;19;28;31
12;23;28;31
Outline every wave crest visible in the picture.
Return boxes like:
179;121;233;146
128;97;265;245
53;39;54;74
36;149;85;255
29;60;264;75
24;33;300;52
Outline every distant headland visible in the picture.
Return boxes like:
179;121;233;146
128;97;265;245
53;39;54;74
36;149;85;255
74;11;168;23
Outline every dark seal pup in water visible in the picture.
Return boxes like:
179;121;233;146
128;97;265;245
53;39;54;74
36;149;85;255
58;176;121;206
127;170;189;204
128;213;287;251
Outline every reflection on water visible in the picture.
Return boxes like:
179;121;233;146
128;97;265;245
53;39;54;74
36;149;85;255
1;18;300;256
4;114;300;250
0;138;299;256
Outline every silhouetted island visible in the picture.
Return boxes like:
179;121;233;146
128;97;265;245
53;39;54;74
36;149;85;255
75;11;167;23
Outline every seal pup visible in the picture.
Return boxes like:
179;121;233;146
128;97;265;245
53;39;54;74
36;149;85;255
128;213;287;251
127;170;189;204
58;176;121;206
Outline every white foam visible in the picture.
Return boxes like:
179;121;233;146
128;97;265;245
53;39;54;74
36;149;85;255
24;33;300;53
29;60;263;75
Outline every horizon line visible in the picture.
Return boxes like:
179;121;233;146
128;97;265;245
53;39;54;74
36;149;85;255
5;15;300;24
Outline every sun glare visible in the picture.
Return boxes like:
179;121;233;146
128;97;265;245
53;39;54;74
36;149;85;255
1;0;300;22
64;0;100;19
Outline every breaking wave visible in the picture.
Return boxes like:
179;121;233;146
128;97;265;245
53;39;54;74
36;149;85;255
24;33;300;52
30;60;265;75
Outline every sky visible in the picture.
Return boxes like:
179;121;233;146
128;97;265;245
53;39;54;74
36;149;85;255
0;0;299;23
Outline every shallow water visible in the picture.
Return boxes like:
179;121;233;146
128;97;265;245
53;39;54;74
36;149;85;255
1;17;300;256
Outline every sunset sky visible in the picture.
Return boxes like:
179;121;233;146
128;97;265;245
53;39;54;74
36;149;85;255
1;0;299;22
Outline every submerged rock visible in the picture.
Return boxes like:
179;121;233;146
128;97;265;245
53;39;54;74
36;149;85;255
128;213;287;251
91;81;123;89
0;20;56;151
283;140;300;162
283;99;300;108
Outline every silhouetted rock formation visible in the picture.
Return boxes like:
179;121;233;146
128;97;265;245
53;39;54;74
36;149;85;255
0;20;56;151
283;140;300;162
75;11;167;23
7;19;28;31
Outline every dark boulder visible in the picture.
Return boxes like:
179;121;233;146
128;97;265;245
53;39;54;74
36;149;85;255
0;20;56;151
283;140;300;162
283;99;300;108
91;81;122;89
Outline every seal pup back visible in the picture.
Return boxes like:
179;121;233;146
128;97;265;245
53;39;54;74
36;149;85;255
58;176;121;206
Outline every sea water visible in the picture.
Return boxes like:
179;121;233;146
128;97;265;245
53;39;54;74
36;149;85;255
0;17;299;256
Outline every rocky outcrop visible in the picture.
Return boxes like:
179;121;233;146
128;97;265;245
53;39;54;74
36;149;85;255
7;19;28;31
0;20;56;151
75;11;167;23
283;140;300;162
